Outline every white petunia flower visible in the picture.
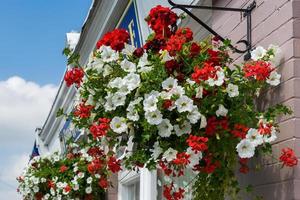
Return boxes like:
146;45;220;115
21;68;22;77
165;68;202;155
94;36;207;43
110;117;128;133
246;128;263;147
162;77;178;90
86;177;93;184
123;73;141;91
143;93;158;112
104;92;116;111
169;85;185;97
137;53;152;73
108;77;124;89
111;92;126;107
122;43;136;56
33;186;39;193
207;69;225;86
268;44;283;66
226;83;239;97
160;50;173;63
200;114;207;129
263;126;277;143
150;142;163;160
157;119;173;137
120;59;136;72
99;45;119;62
236;139;255;158
175;95;194;113
195;86;203;99
103;65;113;77
90;59;104;73
187;147;202;168
73;184;79;191
145;110;163;125
251;46;267;61
187;105;201;124
266;71;281;86
186;78;195;86
174;121;191;136
162;148;178;162
85;186;92;194
216;104;228;117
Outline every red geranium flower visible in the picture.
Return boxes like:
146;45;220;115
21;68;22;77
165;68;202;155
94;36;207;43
73;102;94;119
98;177;109;189
90;118;111;139
191;62;217;83
59;165;68;173
175;27;193;42
279;148;298;167
172;152;190;166
96;29;129;51
64;67;84;87
205;116;229;136
187;135;208;153
190;42;201;57
243;60;273;81
231;124;249;139
107;156;122;173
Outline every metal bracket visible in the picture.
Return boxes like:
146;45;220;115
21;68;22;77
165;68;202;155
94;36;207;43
168;0;256;60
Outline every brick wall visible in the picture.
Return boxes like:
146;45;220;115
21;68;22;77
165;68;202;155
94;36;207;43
212;0;300;199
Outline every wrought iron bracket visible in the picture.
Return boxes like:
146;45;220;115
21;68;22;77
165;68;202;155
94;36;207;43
168;0;256;60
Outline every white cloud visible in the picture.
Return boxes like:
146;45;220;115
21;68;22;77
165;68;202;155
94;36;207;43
0;76;58;199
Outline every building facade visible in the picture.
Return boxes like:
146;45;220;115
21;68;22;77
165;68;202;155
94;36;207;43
35;0;300;199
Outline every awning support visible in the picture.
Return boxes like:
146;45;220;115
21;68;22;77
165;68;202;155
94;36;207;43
168;0;256;60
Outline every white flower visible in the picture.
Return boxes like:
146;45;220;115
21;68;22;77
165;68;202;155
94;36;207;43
122;43;136;55
143;93;158;112
50;188;56;195
44;194;50;199
195;86;203;98
123;73;141;91
263;126;277;143
85;186;92;194
110;117;128;133
56;182;64;189
78;172;85;179
145;110;163;125
236;139;255;158
226;83;239;97
174;121;191;136
137;53;152;73
150;142;163;160
169;86;185;97
104;92;116;111
246;128;263;147
99;45;119;62
187;106;201;124
266;71;281;86
162;148;178;162
207;69;224;86
160;50;173;63
162;77;178;90
187;147;202;168
103;65;113;77
251;46;267;61
90;58;104;73
53;155;60;162
216;104;228;117
268;44;283;66
200;114;207;129
33;186;39;193
120;59;136;72
108;77;124;89
111;92;126;107
73;184;79;191
158;119;173;137
175;95;194;113
86;177;93;184
127;97;143;121
186;78;195;86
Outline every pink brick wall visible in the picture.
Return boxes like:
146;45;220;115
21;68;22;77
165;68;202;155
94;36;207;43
212;0;300;199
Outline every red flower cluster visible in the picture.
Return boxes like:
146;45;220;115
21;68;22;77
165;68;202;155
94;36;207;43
107;156;122;173
162;99;173;109
64;67;84;87
98;177;108;189
191;62;217;83
96;29;129;51
207;49;222;66
231;124;249;139
172;152;190;166
166;27;193;56
73;103;94;119
239;158;249;174
187;135;208;153
279;148;298;167
87;159;103;174
59;165;68;173
90;118;111;139
198;154;220;174
243;60;273;81
164;60;181;74
258;122;272;135
146;5;178;38
190;42;201;57
163;183;185;200
205;116;229;136
87;146;104;157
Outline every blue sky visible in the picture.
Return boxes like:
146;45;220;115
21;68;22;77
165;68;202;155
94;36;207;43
0;1;92;198
0;0;92;85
